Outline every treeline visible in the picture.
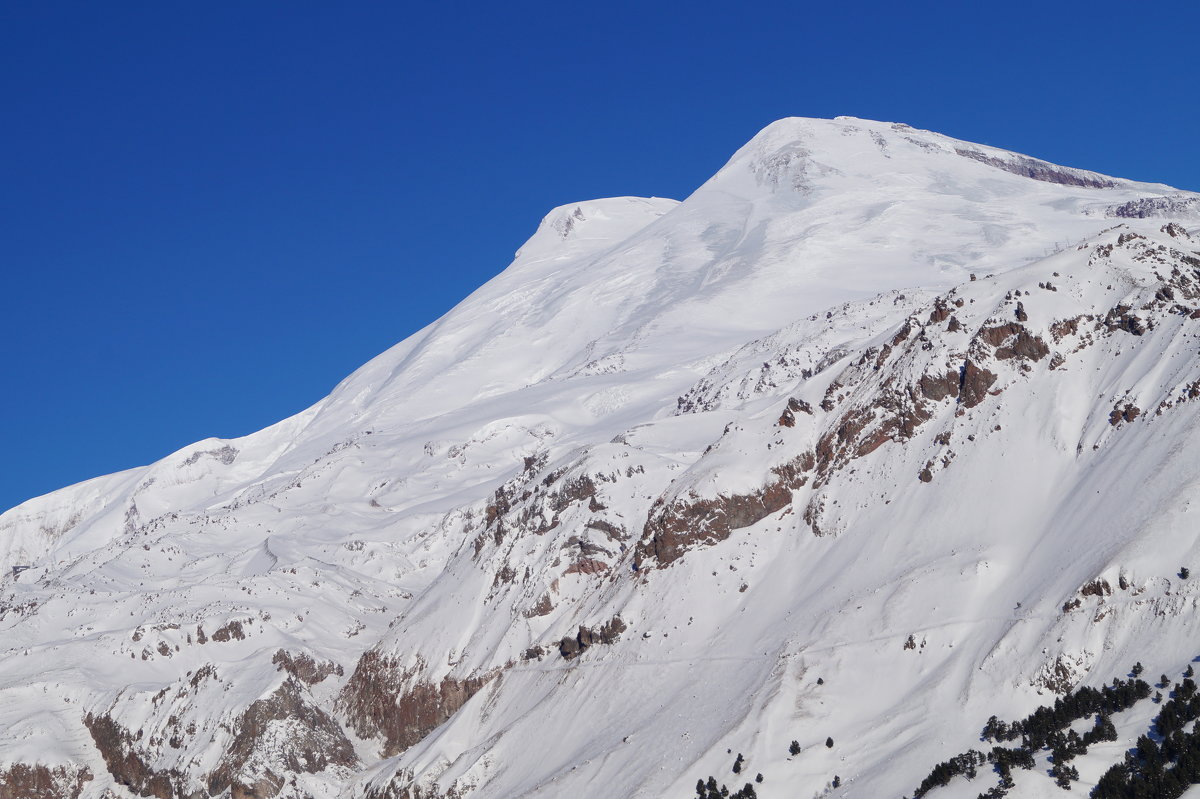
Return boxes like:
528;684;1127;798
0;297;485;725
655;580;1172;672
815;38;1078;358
1092;676;1200;799
691;664;1200;799
981;677;1150;750
910;673;1153;798
694;777;757;799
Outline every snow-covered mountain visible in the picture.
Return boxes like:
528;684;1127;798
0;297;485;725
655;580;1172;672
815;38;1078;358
4;116;1200;799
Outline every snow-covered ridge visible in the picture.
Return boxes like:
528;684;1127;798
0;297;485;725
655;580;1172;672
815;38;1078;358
513;196;679;262
2;118;1200;799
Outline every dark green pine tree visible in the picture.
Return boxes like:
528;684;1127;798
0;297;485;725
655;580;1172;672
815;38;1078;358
1095;714;1117;742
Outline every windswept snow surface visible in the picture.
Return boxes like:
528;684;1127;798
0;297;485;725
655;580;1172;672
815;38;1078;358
3;117;1200;799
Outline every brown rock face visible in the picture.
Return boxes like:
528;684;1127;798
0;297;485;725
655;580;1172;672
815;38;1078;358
564;557;610;575
645;450;814;566
210;620;246;642
958;360;998;409
207;678;358;799
0;764;92;799
559;616;627;660
976;323;1049;362
954;148;1115;188
788;397;814;415
523;593;555;618
638;477;797;567
83;713;201;799
1049;315;1088;341
361;777;455;799
340;652;497;758
272;649;344;685
474;461;615;556
1080;579;1113;598
1103;305;1147;336
928;300;952;324
918;370;960;402
1109;404;1142;426
87;673;354;799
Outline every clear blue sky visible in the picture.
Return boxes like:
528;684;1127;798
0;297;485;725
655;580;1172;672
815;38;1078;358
3;1;1198;512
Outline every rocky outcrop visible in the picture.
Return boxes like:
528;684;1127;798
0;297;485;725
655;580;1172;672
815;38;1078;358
637;454;811;567
641;298;1052;563
1108;195;1200;219
474;455;622;557
271;649;344;685
777;397;814;427
207;678;357;799
1109;404;1142;426
917;370;960;402
1102;304;1148;336
83;712;201;799
210;620;247;643
976;322;1049;362
954;148;1115;189
559;616;627;660
361;775;462;799
0;764;92;799
340;653;497;758
522;593;555;618
86;671;354;799
958;360;998;409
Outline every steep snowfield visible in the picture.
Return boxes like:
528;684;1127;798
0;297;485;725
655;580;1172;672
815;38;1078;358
3;117;1200;799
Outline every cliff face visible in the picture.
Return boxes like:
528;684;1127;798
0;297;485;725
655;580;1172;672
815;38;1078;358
2;118;1200;798
0;765;91;799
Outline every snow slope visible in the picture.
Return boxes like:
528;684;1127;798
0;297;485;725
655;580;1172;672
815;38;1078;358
2;117;1200;799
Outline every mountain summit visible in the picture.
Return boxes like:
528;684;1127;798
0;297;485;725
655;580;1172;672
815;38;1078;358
3;118;1200;799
